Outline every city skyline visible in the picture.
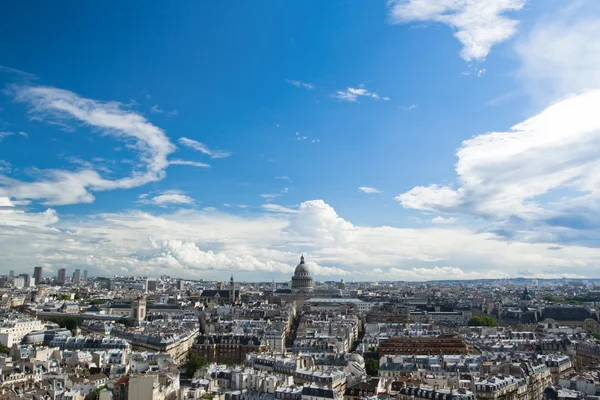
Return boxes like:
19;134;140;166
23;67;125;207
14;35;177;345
2;1;600;281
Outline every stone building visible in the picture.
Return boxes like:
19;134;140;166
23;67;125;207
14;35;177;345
378;337;469;357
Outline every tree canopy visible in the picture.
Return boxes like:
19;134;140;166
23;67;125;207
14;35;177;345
365;358;379;376
468;316;499;327
187;354;208;378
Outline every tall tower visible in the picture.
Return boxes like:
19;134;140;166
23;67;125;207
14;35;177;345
57;268;66;284
229;275;236;304
73;269;81;285
132;296;146;324
33;266;43;285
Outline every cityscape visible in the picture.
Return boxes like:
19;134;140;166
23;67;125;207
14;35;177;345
2;0;600;400
0;260;600;399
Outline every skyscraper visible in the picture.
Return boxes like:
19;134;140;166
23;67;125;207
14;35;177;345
82;270;88;285
73;269;81;285
33;266;43;285
57;268;66;283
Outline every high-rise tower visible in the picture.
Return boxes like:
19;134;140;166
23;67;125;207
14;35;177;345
33;266;43;285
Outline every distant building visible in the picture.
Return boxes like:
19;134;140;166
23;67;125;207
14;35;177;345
274;255;338;308
292;255;313;293
147;279;157;292
57;268;66;283
132;296;147;324
191;334;267;364
199;275;240;305
33;266;43;285
0;316;46;346
378;337;469;357
82;269;88;284
73;269;81;285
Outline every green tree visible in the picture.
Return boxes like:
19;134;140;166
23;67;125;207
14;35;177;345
85;385;106;400
117;318;135;327
48;316;79;331
365;358;379;376
468;316;499;327
186;354;208;378
0;343;9;354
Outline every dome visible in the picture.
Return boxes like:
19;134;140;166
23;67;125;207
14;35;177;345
291;255;313;292
294;255;311;276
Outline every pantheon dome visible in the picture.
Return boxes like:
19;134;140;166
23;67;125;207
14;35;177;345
291;255;313;293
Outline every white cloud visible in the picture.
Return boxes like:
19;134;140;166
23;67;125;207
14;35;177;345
1;85;176;205
400;104;418;111
2;199;598;280
0;161;10;173
388;0;526;61
178;137;231;159
0;65;37;80
0;200;600;280
0;196;14;207
516;10;600;102
151;104;178;117
312;139;321;143
139;190;196;207
286;79;315;90
261;187;291;202
358;187;382;194
333;86;389;103
431;216;457;224
0;131;28;141
397;90;600;234
261;204;298;214
260;193;281;201
169;159;210;168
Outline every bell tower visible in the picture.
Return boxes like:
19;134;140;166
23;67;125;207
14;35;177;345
229;275;236;304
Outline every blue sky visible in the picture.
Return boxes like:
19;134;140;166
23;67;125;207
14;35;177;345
2;0;600;281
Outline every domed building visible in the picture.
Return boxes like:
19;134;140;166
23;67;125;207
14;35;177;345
271;255;340;308
291;255;313;293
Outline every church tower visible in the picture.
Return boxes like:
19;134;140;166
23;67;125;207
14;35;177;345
229;275;236;304
132;296;146;325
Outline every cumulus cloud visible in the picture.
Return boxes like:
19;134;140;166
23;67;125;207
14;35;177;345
178;137;231;159
1;199;599;280
398;90;600;243
358;187;382;194
0;196;14;207
0;85;176;205
333;86;389;102
388;0;526;61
